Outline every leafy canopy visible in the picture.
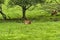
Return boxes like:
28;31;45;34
0;0;4;4
8;0;45;7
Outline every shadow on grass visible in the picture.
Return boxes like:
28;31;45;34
29;15;60;22
0;18;22;23
0;15;60;23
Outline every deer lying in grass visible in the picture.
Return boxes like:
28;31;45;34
51;10;57;16
24;19;31;24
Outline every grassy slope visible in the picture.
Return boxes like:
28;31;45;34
0;21;60;40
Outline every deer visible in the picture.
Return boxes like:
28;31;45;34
24;19;31;24
51;10;57;16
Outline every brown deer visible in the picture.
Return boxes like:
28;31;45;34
51;10;57;16
24;19;31;24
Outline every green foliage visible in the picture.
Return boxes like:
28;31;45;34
7;0;46;19
0;0;4;4
40;0;60;13
8;0;45;7
0;0;4;9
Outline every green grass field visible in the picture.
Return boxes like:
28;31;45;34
0;4;60;40
0;21;60;40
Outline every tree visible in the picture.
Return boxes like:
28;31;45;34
8;0;45;19
0;0;7;20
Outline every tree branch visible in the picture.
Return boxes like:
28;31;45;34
26;5;32;10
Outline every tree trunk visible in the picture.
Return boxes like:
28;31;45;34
22;6;27;20
0;8;7;20
0;11;6;20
